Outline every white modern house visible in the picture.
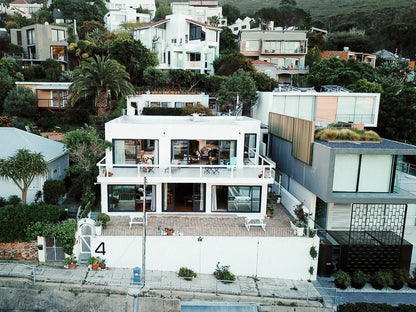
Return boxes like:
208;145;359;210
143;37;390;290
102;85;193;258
105;0;155;15
0;128;69;203
126;91;211;115
133;13;221;75
104;8;151;33
97;115;273;216
171;0;227;26
229;17;253;35
82;114;319;280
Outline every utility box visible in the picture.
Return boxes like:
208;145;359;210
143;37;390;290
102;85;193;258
133;267;141;285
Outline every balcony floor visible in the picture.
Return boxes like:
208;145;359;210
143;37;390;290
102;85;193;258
102;203;294;237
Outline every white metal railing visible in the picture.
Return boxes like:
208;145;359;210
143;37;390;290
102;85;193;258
97;148;275;180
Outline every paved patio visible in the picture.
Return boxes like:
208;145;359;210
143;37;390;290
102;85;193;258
102;203;294;237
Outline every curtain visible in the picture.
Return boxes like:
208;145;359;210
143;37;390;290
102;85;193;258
151;185;156;211
114;140;125;164
211;185;217;211
154;140;159;164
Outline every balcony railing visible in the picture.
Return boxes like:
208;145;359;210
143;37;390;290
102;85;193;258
97;149;275;181
335;113;375;125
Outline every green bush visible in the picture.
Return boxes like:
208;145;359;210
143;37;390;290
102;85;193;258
0;202;61;242
214;262;236;284
3;86;37;118
97;213;111;226
178;267;197;281
391;268;407;290
370;271;393;290
351;270;368;289
334;270;351;289
43;180;66;205
309;246;317;259
408;267;416;289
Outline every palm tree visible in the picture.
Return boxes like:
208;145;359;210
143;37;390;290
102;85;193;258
0;149;48;204
69;55;135;116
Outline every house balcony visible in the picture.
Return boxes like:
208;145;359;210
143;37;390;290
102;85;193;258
97;162;275;184
275;65;309;75
97;154;275;184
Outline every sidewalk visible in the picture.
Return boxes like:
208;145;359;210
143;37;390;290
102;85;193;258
0;261;321;303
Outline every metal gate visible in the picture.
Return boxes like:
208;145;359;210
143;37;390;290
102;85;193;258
45;237;65;261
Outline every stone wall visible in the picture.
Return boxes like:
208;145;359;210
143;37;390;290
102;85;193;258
0;241;38;260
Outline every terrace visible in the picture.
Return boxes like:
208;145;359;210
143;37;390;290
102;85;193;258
100;203;294;237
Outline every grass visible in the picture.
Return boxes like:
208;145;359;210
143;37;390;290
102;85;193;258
315;127;381;142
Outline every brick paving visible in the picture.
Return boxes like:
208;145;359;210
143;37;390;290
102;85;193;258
103;204;294;237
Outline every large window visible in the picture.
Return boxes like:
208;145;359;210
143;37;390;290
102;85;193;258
51;29;65;41
108;184;155;212
51;90;68;108
333;154;395;193
212;185;261;213
171;139;236;165
27;29;35;45
51;46;66;61
113;139;159;165
189;23;205;41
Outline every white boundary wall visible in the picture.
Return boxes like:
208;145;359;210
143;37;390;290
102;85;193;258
89;235;319;280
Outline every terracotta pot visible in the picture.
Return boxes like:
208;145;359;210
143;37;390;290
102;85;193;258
266;210;272;217
92;263;100;270
166;230;174;236
68;263;76;269
108;172;113;177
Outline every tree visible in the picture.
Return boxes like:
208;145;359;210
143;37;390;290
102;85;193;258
249;71;279;91
214;52;254;76
167;69;205;91
280;0;296;5
154;1;172;21
109;38;158;84
0;149;48;204
222;4;240;25
78;20;107;40
216;69;258;116
3;86;37;117
69;55;135;116
219;27;237;54
143;66;168;88
209;16;219;27
41;58;62;81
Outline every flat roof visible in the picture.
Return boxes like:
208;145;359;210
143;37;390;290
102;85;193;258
108;115;260;127
316;138;416;153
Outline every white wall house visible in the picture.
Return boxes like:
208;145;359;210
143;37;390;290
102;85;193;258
97;115;274;217
229;17;253;35
171;0;226;26
105;0;155;15
134;13;221;75
0;128;69;203
104;8;151;33
126;91;210;115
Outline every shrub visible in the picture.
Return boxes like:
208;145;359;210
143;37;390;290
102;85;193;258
142;107;183;116
43;180;66;205
97;213;111;226
334;270;351;289
351;270;368;289
0;202;61;242
309;246;318;259
3;86;37;118
178;267;197;281
370;271;393;290
391;268;407;290
214;262;236;284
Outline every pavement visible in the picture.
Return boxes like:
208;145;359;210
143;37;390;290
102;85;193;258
2;261;416;310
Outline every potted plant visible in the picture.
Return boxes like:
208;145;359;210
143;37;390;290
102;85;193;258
98;257;106;270
97;213;111;227
64;254;77;269
408;267;416;289
88;256;100;270
165;227;174;236
95;220;103;235
214;262;235;284
178;267;197;281
334;270;351;289
351;270;368;289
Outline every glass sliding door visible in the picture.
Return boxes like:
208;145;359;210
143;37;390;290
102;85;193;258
172;140;189;164
163;183;205;212
212;185;261;213
244;133;256;161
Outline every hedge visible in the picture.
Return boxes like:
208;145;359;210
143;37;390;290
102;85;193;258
339;303;416;312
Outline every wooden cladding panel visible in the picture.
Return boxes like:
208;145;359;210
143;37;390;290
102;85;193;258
269;112;314;165
269;113;293;141
292;118;314;165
